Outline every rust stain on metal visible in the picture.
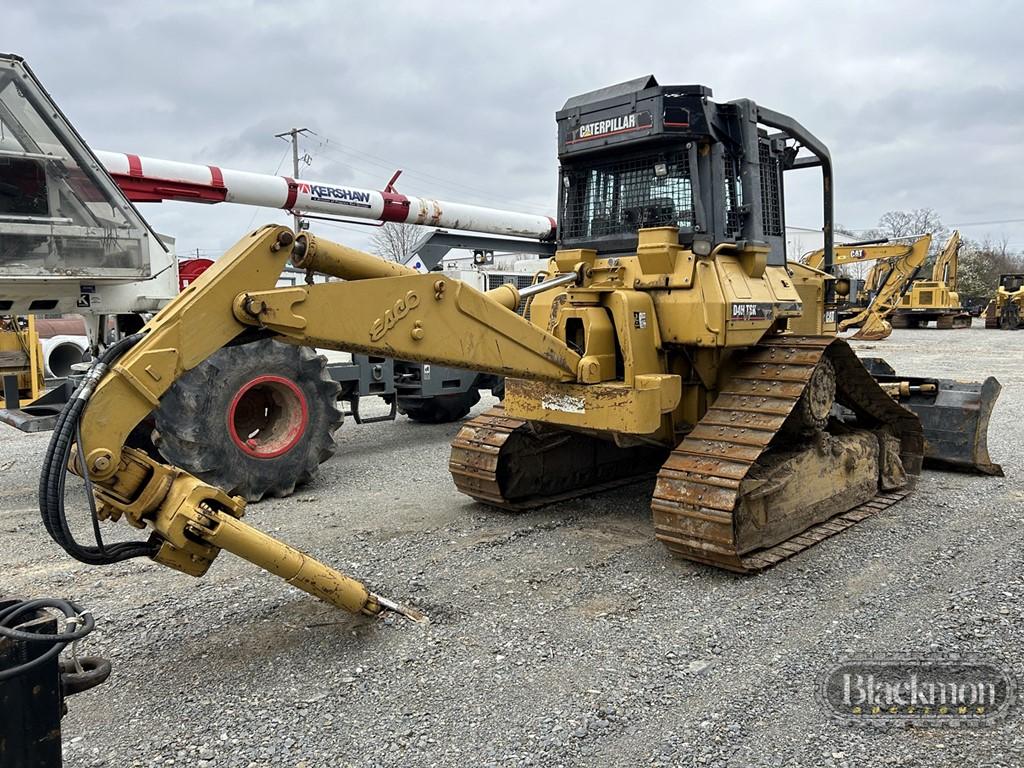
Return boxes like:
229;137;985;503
651;335;923;572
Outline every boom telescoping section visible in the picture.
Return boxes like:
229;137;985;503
94;150;557;241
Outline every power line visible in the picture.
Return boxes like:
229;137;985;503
311;218;381;237
950;217;1024;228
275;128;314;232
839;216;1024;232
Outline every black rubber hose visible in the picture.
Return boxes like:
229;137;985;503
0;598;94;682
38;334;157;565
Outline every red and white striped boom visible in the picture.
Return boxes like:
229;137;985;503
95;150;556;241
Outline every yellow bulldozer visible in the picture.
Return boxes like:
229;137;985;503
34;76;1003;620
984;273;1024;329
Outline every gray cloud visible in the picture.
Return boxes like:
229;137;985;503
10;0;1024;255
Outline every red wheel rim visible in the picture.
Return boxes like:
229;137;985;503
227;375;309;459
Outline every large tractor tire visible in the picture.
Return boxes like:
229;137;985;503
153;339;342;501
398;388;480;424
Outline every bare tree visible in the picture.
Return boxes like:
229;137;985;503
875;208;950;254
957;236;1024;300
837;209;947;244
369;222;426;263
835;224;863;239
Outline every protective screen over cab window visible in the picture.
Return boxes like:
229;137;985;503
561;151;695;240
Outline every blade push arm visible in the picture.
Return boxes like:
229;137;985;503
63;225;580;616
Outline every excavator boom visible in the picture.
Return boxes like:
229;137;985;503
803;235;932;340
931;230;962;286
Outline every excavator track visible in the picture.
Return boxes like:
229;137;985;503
652;336;923;573
449;407;667;511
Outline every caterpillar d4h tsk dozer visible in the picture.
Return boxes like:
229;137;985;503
40;76;1000;619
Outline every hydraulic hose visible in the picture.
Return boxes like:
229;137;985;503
37;333;157;565
0;597;94;681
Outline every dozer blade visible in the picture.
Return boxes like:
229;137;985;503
859;358;1003;476
449;407;668;510
652;336;923;573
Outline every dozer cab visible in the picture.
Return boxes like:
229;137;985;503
40;76;1001;618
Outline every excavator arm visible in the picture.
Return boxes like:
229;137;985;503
803;235;932;340
930;230;961;286
42;225;582;619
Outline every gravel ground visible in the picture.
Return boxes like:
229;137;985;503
2;321;1022;767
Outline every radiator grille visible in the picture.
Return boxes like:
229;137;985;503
724;155;743;237
918;290;934;305
485;273;535;292
561;152;694;240
758;141;783;237
485;272;540;315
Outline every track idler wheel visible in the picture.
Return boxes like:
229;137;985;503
153;338;342;501
786;357;835;434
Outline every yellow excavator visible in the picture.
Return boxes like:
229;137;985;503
36;76;1002;620
802;235;932;340
891;231;972;329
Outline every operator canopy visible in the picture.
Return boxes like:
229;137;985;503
555;75;804;266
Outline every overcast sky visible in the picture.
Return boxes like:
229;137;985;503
9;1;1024;259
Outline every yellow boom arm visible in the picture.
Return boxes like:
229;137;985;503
930;230;961;287
803;235;932;340
60;226;582;619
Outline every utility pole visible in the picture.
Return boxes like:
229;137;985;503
275;127;312;233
